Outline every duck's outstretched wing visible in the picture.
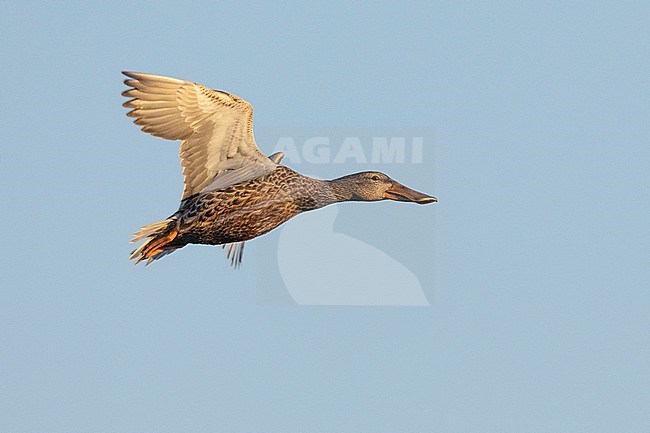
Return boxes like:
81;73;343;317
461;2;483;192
122;71;277;199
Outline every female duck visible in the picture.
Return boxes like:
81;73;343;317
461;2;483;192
122;72;436;266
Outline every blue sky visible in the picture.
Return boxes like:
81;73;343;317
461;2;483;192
1;1;648;432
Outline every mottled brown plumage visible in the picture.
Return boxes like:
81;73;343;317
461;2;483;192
123;72;437;267
171;166;326;245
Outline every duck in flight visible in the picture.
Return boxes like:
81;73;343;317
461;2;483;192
122;72;437;266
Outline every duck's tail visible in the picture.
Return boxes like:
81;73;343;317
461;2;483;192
129;217;180;265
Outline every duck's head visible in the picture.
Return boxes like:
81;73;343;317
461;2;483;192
330;171;437;204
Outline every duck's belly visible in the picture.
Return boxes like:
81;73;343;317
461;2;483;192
177;197;305;245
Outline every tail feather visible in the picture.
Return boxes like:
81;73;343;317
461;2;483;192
130;218;179;265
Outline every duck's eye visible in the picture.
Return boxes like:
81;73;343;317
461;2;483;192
370;174;381;181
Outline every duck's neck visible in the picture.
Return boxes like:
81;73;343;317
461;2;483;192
297;177;356;211
316;175;359;205
325;176;356;203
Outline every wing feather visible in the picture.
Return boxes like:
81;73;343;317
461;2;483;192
122;71;276;199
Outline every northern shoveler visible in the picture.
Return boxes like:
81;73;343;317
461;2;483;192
123;72;437;267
